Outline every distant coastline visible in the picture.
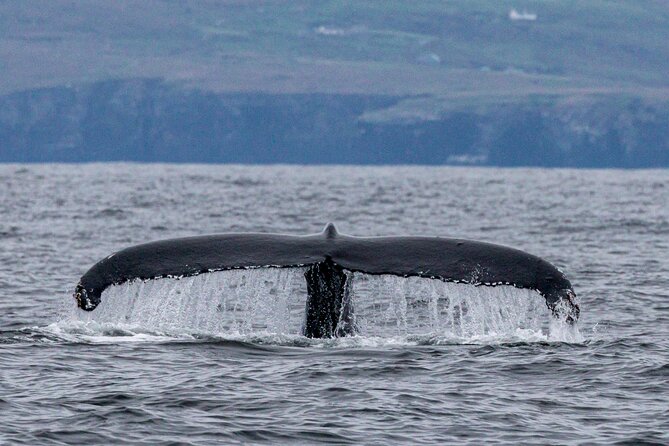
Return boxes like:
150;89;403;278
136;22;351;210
1;79;667;168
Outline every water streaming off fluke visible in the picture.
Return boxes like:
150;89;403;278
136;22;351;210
70;268;309;336
349;273;549;338
66;267;579;342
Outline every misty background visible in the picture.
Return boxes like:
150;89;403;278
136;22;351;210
1;0;668;167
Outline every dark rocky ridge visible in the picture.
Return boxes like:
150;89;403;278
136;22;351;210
1;79;668;167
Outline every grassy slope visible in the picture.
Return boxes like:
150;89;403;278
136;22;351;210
0;0;668;100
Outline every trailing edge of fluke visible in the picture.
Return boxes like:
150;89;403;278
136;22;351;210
74;223;579;337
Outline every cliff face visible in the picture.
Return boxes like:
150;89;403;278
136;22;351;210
1;79;668;167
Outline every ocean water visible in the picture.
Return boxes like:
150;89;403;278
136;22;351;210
1;164;667;445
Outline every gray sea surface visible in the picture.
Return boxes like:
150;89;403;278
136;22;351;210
1;164;668;445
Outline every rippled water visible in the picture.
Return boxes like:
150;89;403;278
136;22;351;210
1;164;668;444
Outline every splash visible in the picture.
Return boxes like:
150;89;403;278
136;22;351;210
56;267;582;345
352;273;549;337
66;268;308;336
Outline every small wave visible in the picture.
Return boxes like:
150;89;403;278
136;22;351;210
93;207;128;218
34;319;583;348
640;363;669;377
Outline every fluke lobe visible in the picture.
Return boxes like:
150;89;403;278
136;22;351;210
74;223;579;337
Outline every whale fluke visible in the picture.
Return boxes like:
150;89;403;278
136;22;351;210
74;223;579;337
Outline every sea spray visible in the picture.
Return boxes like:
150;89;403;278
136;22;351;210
349;273;551;338
62;267;581;343
68;268;309;336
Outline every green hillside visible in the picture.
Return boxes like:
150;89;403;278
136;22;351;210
1;0;668;96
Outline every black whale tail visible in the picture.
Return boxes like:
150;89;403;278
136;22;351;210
73;223;580;337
